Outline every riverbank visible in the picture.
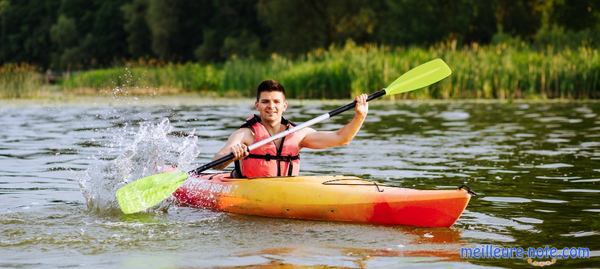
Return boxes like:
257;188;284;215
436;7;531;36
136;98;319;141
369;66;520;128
3;95;598;110
2;42;599;99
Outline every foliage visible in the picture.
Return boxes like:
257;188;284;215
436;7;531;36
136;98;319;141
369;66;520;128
62;63;221;92
61;42;600;99
0;0;598;69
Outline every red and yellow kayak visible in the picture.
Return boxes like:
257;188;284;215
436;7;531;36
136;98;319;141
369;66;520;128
174;173;471;227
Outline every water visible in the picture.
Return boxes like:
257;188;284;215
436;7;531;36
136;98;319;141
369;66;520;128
1;97;599;268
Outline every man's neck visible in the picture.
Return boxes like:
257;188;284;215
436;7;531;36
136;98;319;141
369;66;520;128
260;119;283;136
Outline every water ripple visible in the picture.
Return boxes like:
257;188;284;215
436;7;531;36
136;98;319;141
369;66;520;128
1;99;600;268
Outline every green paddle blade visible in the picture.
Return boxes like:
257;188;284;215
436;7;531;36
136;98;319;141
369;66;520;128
385;58;452;95
116;171;188;214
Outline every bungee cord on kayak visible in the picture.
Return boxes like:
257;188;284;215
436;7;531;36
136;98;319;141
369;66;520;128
321;178;388;193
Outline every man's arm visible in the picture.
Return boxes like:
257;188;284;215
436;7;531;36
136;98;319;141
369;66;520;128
212;128;253;170
300;94;368;149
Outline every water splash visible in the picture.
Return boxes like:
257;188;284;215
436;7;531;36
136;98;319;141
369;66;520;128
78;118;199;215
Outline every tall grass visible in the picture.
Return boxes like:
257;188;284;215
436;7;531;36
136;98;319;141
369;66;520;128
0;64;43;98
439;43;600;99
62;63;221;94
58;42;600;99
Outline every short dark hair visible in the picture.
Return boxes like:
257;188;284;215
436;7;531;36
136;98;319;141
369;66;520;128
256;80;285;100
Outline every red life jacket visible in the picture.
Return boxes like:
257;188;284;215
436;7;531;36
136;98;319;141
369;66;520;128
234;115;301;178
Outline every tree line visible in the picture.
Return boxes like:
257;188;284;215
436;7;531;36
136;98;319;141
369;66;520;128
0;0;597;70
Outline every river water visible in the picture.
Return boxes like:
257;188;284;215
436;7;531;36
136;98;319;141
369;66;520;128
1;97;599;268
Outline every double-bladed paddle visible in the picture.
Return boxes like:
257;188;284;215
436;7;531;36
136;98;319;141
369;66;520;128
116;58;452;214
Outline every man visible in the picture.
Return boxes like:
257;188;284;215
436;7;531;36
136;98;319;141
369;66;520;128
212;79;368;178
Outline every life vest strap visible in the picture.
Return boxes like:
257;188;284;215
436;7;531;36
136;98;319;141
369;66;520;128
246;153;299;162
233;155;298;178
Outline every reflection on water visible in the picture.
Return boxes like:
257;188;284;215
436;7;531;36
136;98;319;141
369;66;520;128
1;97;599;268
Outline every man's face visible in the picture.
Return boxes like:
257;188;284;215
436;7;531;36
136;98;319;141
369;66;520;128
255;91;288;124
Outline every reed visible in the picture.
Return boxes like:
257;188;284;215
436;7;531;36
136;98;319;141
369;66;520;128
57;43;600;99
0;64;43;98
62;63;221;93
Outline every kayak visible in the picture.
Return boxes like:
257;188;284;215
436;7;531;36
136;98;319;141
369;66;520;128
173;173;471;227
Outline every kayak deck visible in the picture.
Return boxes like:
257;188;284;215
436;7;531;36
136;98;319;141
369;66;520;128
174;173;471;227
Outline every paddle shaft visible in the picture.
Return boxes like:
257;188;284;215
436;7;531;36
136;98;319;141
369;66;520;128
189;89;387;175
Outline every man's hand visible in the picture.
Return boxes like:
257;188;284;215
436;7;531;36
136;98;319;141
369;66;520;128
230;143;249;161
300;93;369;149
355;93;368;118
212;128;253;170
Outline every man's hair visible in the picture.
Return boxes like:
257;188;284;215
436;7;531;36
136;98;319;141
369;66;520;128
256;80;285;100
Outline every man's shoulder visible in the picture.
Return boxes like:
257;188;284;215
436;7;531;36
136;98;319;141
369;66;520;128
230;127;254;145
240;114;260;128
234;127;254;135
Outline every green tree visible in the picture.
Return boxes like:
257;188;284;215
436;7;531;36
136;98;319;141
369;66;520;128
533;0;599;48
0;0;9;44
550;0;599;31
122;0;153;58
87;0;128;65
49;15;81;69
494;0;542;38
50;15;78;48
0;1;60;67
146;0;210;61
195;0;265;61
1;0;598;69
379;0;497;45
50;0;128;68
257;0;379;54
